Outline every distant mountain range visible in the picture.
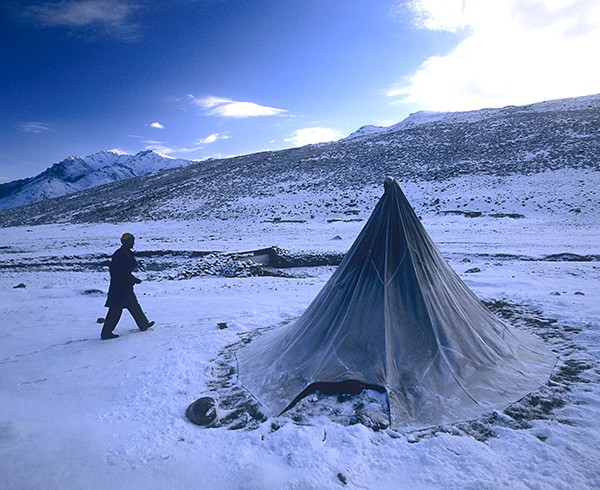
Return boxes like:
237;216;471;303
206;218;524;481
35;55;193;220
0;93;598;227
0;150;192;210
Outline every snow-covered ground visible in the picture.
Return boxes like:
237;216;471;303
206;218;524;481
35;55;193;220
1;208;599;489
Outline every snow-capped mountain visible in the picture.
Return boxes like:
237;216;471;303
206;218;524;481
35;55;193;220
0;150;192;210
0;93;598;227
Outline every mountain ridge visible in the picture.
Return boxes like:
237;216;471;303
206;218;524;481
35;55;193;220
0;150;192;210
0;93;598;227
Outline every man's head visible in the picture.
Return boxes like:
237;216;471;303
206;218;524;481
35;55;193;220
120;232;135;248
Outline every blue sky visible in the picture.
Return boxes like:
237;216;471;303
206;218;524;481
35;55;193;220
1;0;599;182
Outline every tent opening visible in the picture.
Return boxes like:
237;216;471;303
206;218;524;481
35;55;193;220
283;380;387;413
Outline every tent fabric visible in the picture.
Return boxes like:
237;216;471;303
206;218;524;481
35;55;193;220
236;178;556;429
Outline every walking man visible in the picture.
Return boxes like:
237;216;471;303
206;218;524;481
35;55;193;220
101;233;154;340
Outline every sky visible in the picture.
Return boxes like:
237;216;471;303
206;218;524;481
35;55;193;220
1;0;599;182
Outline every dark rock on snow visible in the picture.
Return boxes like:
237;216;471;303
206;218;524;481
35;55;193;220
186;397;218;426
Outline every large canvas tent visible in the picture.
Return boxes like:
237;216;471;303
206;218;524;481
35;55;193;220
237;178;555;429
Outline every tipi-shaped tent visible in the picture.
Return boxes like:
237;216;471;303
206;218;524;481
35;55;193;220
237;178;555;429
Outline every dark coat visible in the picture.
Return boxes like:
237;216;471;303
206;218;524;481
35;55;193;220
105;246;140;308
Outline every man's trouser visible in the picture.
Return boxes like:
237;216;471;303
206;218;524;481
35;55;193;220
101;301;149;335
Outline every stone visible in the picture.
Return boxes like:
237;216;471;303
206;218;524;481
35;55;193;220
186;397;218;426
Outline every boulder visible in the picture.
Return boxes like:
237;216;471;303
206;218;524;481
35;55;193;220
186;397;218;426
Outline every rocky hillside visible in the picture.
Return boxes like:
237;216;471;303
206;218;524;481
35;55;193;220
0;93;598;227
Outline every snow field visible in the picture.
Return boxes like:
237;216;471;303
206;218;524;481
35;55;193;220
0;214;599;489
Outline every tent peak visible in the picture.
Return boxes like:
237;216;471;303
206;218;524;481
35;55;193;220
384;176;396;191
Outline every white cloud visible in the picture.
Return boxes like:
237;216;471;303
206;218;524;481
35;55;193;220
19;0;141;40
402;0;471;31
144;144;180;156
107;148;129;155
150;122;165;129
284;127;345;147
195;133;230;145
391;0;600;111
19;121;51;133
143;132;230;157
188;95;287;118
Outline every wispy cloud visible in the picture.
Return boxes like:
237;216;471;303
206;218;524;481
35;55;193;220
144;144;181;156
145;144;207;156
391;0;600;111
195;133;230;145
107;147;129;155
19;121;51;133
144;133;230;156
188;95;287;118
17;0;142;41
149;122;165;129
284;127;344;147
